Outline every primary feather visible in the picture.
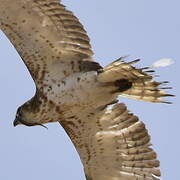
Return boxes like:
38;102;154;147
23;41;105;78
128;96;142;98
0;0;173;180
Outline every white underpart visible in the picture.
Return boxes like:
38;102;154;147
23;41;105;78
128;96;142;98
151;58;174;68
43;71;116;113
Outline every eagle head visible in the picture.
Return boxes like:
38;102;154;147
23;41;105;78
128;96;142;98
13;105;35;127
13;96;48;129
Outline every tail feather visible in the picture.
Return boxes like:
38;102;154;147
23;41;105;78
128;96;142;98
97;57;174;103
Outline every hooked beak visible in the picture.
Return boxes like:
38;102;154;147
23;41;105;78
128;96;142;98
13;117;21;127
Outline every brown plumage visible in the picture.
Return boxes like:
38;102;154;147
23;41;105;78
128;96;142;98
0;0;173;180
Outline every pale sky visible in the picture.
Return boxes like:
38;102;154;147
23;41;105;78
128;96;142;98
0;0;179;180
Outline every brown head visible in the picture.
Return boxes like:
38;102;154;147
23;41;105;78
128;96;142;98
13;95;52;129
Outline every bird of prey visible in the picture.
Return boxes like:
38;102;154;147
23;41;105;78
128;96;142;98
0;0;173;180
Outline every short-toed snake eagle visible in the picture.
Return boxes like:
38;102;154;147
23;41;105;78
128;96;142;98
0;0;173;179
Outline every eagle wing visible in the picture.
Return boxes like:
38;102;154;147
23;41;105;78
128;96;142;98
62;103;161;180
0;0;94;88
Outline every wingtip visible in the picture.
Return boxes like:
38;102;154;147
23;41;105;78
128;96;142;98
127;58;141;65
161;101;173;104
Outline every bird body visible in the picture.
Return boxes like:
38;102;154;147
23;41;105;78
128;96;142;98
0;0;173;179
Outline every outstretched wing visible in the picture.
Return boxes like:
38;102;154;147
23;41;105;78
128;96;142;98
63;103;161;180
0;0;94;88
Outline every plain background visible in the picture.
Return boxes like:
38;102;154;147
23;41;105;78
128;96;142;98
0;0;179;179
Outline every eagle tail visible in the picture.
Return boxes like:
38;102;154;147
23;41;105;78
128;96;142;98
97;57;174;103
